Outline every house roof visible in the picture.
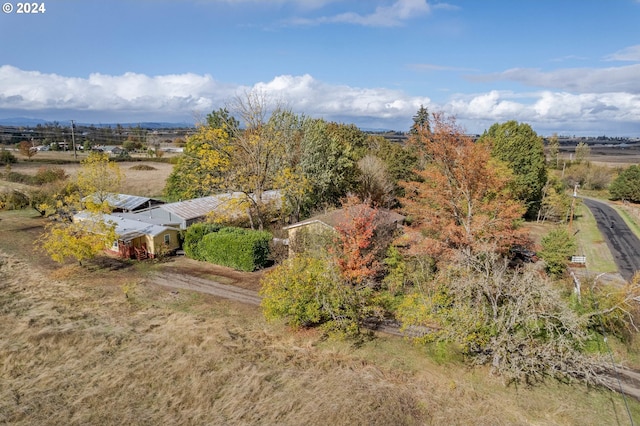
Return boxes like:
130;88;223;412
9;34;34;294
158;190;282;221
75;212;176;242
284;204;405;231
83;193;163;212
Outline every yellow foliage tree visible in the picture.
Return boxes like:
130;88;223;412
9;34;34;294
37;152;121;265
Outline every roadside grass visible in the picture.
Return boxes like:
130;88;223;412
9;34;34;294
573;203;618;273
612;204;640;240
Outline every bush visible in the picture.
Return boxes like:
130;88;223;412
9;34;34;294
35;167;68;184
199;227;272;271
0;149;17;165
538;227;577;276
182;223;222;259
0;190;30;210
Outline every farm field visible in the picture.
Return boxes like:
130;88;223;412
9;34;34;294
2;148;640;424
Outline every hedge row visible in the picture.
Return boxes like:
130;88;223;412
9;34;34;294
183;224;272;271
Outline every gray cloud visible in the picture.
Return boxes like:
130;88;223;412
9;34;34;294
469;64;640;94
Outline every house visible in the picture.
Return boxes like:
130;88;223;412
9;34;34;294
283;204;405;255
82;193;165;213
75;212;181;260
94;145;127;157
127;190;282;230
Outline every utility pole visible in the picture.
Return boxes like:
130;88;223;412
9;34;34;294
70;120;77;160
568;183;579;230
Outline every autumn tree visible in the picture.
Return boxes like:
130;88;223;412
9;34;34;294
479;121;547;218
165;96;312;229
37;152;121;265
18;141;37;159
76;152;123;209
331;200;384;287
401;114;526;262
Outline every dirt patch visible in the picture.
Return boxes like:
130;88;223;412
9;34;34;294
155;256;269;292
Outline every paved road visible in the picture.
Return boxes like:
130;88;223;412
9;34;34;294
582;198;640;281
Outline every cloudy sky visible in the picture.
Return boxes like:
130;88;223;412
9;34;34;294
1;0;639;136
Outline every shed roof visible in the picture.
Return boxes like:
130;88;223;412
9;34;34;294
284;204;405;231
75;212;176;241
159;190;282;221
83;193;163;212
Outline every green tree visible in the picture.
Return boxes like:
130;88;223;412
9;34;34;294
538;227;577;276
609;165;640;202
410;104;431;136
548;133;560;168
479;121;547;218
299;118;359;208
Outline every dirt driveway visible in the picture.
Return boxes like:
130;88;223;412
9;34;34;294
149;256;267;305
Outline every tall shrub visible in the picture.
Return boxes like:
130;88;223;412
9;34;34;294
200;227;272;271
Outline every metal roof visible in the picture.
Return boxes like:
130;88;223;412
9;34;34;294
75;212;176;241
83;193;163;212
158;190;282;221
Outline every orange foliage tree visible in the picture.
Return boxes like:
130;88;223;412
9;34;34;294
332;199;384;287
401;114;526;261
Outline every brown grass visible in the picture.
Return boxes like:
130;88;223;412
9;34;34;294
4;159;173;198
2;210;640;425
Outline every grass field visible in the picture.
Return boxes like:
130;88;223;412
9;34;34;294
3;152;640;424
2;209;640;425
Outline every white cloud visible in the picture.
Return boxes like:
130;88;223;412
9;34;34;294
293;0;432;27
1;65;639;135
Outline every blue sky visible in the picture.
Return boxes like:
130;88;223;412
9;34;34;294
1;0;639;136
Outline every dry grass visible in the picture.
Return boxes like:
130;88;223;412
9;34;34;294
4;159;173;198
2;210;640;425
2;252;638;426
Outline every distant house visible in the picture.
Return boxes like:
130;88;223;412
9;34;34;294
283;204;405;255
82;193;165;213
94;145;127;157
75;212;181;260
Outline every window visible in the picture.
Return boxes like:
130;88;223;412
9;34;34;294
164;234;170;245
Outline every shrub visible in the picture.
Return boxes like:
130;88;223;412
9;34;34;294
538;227;577;276
182;223;222;259
35;167;68;184
0;190;30;210
0;149;17;165
199;227;272;271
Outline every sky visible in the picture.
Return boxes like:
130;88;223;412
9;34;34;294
1;0;639;136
